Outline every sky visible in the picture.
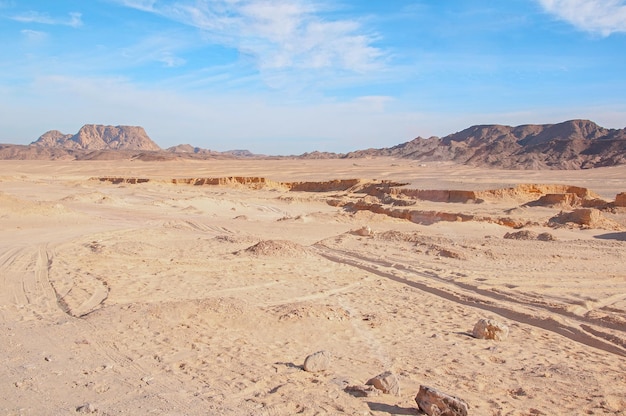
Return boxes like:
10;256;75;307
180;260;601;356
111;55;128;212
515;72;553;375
1;0;625;154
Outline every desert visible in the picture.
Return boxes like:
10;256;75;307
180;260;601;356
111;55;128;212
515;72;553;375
1;158;625;415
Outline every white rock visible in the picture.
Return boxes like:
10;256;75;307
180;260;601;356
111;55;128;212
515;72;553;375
366;371;400;395
472;318;509;341
303;350;331;373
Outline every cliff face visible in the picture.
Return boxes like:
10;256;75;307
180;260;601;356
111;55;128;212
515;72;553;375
33;125;161;151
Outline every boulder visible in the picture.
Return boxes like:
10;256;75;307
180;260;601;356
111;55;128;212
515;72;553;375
303;350;331;373
415;385;469;416
366;371;400;395
472;318;509;341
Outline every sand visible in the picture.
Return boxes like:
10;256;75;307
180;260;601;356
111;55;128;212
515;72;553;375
0;158;625;415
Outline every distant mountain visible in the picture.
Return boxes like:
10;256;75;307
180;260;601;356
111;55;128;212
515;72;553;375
1;119;625;169
33;124;161;151
343;120;626;169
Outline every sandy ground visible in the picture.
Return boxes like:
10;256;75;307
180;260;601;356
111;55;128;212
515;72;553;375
0;158;625;415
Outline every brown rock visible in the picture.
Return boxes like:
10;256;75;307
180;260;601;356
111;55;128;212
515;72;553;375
415;385;469;416
615;192;626;207
537;232;557;241
503;230;538;240
303;350;331;373
366;371;400;395
472;318;509;341
33;124;161;151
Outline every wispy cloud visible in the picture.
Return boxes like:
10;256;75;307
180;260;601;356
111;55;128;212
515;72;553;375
20;29;48;42
11;11;83;28
119;33;189;68
537;0;626;36
115;0;384;73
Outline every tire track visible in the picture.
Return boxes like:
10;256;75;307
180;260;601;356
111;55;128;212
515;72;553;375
0;245;65;322
311;243;626;357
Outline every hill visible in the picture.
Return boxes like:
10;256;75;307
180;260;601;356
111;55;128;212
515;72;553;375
342;120;626;169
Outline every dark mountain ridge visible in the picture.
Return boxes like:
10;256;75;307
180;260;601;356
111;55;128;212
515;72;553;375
343;119;626;169
1;120;624;169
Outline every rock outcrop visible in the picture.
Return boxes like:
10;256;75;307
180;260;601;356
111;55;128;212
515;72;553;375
33;124;160;151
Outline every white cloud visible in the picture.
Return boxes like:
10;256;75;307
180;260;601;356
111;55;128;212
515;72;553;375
115;0;384;73
537;0;626;36
21;29;48;42
11;11;83;28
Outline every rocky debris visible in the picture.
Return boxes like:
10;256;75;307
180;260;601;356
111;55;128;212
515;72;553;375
472;318;509;341
344;384;381;397
303;350;332;373
504;230;538;240
503;230;557;241
415;385;469;416
365;371;400;395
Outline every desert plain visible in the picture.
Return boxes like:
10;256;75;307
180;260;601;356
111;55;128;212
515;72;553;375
0;158;625;415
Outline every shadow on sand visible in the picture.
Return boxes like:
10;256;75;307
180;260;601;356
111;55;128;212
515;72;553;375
367;402;418;415
594;232;626;241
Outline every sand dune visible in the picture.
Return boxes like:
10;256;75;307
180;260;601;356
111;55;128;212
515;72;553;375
0;159;625;415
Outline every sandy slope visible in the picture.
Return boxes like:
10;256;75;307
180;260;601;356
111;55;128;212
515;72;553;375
0;159;625;415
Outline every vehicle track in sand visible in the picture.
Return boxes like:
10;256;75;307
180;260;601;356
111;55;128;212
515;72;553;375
0;245;65;323
311;243;626;357
0;241;205;413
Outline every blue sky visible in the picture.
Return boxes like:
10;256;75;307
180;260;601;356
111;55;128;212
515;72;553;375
1;0;625;154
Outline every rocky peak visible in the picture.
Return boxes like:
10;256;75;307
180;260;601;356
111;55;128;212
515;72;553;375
33;124;161;151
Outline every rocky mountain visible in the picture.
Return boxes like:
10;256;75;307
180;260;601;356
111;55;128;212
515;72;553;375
1;119;625;169
343;120;626;169
33;124;161;151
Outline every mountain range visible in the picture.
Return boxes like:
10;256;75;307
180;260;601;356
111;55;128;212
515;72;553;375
0;120;624;169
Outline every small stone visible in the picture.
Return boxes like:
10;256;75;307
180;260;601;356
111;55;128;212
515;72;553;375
415;385;469;416
303;350;331;373
472;318;509;341
366;371;400;396
76;403;97;413
353;226;373;237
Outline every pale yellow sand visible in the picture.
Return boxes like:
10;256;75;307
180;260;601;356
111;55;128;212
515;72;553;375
0;159;625;415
